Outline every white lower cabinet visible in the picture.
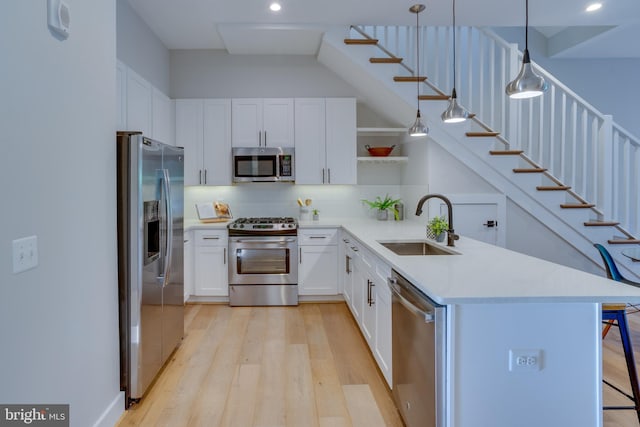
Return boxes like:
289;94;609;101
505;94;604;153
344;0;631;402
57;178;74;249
298;228;338;295
184;231;194;302
194;230;228;296
341;231;392;387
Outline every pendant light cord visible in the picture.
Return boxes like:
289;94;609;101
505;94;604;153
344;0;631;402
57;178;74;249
416;9;420;110
452;0;456;91
525;0;529;50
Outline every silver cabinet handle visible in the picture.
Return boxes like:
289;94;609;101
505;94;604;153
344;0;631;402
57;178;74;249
299;247;302;264
388;278;434;323
203;236;220;240
328;168;331;184
204;169;207;184
199;170;202;185
258;131;262;146
223;247;227;264
351;246;359;252
343;238;350;243
264;130;267;146
322;168;325;184
345;255;351;274
309;236;327;239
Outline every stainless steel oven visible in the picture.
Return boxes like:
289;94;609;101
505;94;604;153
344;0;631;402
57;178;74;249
228;217;298;306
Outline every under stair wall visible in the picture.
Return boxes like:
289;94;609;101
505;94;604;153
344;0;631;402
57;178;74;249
317;26;640;280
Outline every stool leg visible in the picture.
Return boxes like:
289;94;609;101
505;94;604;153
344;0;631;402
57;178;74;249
616;310;640;423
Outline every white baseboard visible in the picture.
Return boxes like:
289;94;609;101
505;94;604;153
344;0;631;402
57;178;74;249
93;392;124;427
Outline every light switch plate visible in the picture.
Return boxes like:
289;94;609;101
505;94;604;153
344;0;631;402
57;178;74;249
12;235;38;274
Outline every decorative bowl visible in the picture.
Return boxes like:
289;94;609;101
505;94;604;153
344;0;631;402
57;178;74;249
365;144;396;157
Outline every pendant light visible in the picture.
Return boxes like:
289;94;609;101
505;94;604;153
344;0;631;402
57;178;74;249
441;0;470;123
505;0;548;99
408;4;428;137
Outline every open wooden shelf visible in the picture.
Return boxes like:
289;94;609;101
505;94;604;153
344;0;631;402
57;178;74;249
357;156;408;164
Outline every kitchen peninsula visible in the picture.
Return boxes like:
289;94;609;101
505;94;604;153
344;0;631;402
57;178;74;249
186;217;640;427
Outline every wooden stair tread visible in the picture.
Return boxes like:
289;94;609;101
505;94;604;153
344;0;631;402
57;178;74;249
513;168;547;173
370;57;403;63
584;221;620;227
560;203;595;209
418;94;449;100
603;303;627;311
490;150;524;155
344;38;378;45
466;132;500;137
394;76;427;82
607;239;640;245
536;185;571;191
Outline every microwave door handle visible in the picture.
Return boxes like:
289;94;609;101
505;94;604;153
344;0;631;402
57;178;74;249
161;168;173;287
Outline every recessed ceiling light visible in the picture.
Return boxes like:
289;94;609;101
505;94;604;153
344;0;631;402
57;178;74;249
586;2;602;12
269;2;282;12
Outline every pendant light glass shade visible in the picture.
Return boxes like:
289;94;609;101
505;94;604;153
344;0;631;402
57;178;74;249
441;89;469;123
506;50;547;99
409;109;429;136
506;0;547;99
408;4;428;137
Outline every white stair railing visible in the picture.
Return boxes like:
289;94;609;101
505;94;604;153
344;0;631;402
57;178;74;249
355;24;639;237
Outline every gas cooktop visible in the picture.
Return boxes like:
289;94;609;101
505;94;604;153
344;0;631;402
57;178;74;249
228;217;297;234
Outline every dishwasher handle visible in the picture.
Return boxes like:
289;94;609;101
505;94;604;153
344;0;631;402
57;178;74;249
388;277;435;323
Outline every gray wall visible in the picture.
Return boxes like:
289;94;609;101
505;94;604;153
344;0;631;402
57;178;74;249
0;2;121;426
493;26;640;138
171;50;359;98
117;0;170;94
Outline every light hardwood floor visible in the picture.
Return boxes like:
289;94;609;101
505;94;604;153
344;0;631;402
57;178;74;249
116;303;403;427
117;302;640;427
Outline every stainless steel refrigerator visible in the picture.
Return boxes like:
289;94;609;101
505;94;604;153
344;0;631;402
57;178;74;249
116;131;184;407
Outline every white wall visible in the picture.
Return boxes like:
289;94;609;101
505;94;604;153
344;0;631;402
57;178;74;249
493;26;640;138
170;50;359;98
0;2;122;426
117;0;170;94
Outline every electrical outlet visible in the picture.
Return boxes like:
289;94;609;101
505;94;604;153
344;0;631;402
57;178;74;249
509;349;542;371
12;235;38;274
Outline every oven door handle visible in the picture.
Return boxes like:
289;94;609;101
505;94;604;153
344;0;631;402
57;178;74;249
234;238;296;244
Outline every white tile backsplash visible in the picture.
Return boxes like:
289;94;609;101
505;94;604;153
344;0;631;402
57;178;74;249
185;184;404;221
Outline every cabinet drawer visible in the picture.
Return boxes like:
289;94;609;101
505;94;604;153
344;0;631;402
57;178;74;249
194;229;228;246
298;228;338;245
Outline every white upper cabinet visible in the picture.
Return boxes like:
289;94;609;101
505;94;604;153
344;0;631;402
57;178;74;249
125;68;153;136
295;98;356;185
117;62;173;144
232;98;294;147
152;88;174;145
175;99;232;186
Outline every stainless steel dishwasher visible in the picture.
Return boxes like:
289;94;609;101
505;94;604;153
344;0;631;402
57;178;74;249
388;270;446;427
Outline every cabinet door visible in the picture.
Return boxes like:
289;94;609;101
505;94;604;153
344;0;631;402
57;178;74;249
373;266;392;386
232;99;262;147
152;88;173;145
350;248;364;323
194;246;228;296
294;98;326;184
183;232;193;302
263;98;294;147
360;253;375;345
325;98;357;185
126;68;153;136
299;245;338;295
175;100;204;186
203;99;232;185
116;61;127;130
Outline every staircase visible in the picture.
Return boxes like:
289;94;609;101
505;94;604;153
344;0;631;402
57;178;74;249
317;25;640;279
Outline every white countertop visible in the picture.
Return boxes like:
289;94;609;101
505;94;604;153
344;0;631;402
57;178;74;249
186;216;640;304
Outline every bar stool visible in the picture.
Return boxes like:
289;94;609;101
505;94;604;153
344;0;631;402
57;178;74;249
594;243;640;423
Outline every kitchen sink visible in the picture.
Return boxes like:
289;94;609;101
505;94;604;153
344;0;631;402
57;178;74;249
377;240;459;256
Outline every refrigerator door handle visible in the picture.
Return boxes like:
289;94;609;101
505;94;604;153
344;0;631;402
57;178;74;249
161;168;173;287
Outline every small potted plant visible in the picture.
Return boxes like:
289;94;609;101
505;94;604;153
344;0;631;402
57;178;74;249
362;194;402;221
427;215;449;242
312;209;319;221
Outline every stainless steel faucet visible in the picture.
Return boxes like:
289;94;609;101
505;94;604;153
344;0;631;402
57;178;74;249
415;194;460;247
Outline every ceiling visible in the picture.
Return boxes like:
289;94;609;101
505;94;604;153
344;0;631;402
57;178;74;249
126;0;640;58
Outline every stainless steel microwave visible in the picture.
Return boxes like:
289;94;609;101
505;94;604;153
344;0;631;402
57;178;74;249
232;147;295;183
